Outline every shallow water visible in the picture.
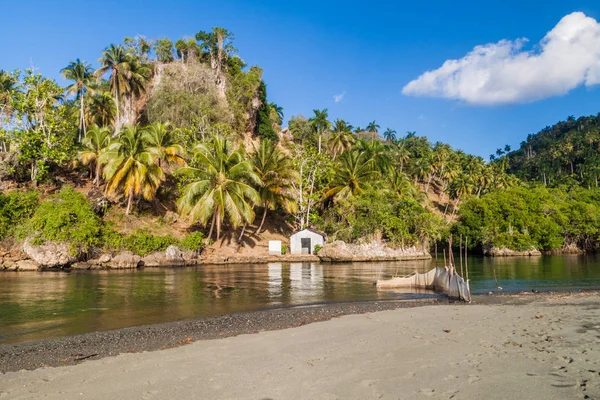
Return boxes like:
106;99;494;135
0;255;598;343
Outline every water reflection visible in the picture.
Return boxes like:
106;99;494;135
0;254;598;343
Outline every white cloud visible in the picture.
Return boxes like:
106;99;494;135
333;91;346;103
402;12;600;105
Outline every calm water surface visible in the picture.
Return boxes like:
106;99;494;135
0;255;599;343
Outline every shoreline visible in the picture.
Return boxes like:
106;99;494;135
3;291;599;400
2;290;597;373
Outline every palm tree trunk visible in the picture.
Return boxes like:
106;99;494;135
125;187;134;215
255;204;268;234
318;133;322;154
79;94;84;142
207;212;216;242
216;208;221;243
237;224;247;244
80;93;87;141
95;161;101;186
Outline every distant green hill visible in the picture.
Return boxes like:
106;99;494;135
500;114;600;188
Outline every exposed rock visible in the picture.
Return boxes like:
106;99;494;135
109;251;142;269
484;247;542;257
163;211;178;224
98;254;112;263
165;245;183;260
15;260;40;271
87;188;110;216
318;240;431;262
23;240;78;267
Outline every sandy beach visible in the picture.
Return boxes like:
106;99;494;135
1;292;599;400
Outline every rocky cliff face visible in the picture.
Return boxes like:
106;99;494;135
483;247;542;257
318;240;431;262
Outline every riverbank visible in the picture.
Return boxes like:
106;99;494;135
1;291;598;399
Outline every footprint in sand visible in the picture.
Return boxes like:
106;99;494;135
467;375;481;384
418;388;436;396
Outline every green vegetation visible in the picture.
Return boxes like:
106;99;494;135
0;191;39;240
0;27;598;257
499;114;600;188
454;186;600;252
19;186;102;251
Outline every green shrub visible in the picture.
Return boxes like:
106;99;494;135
281;244;289;254
19;186;101;251
0;191;39;240
119;230;178;256
179;231;204;251
313;244;322;254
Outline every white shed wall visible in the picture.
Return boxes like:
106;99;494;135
290;230;325;255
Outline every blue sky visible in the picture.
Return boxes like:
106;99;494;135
1;0;599;158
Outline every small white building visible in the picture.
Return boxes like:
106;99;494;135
290;229;326;255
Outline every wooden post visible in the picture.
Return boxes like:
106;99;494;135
459;234;464;278
443;249;446;268
465;237;469;282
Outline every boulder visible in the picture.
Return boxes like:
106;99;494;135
109;251;142;269
483;247;542;257
16;259;40;271
23;239;78;267
165;245;183;260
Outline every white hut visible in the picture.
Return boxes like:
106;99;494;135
290;229;325;255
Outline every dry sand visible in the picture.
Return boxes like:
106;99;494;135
1;293;599;399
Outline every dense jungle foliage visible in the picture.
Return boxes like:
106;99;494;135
0;27;598;254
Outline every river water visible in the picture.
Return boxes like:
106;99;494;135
0;255;598;343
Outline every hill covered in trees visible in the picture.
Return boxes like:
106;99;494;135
0;27;598;261
498;114;600;188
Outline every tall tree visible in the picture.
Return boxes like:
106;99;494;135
154;38;174;63
177;135;259;242
96;44;131;134
61;59;95;141
252;138;299;234
327;119;355;159
79;125;111;185
195;27;236;98
86;92;116;128
324;150;379;202
383;128;396;143
366;120;380;141
309;108;330;154
101;125;165;215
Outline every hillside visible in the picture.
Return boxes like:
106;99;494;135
500;114;600;188
0;27;599;265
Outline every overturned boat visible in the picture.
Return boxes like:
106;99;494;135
376;265;471;302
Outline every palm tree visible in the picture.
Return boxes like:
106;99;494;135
324;150;379;202
309;109;330;154
96;44;131;134
383;128;396;143
101;125;165;215
327;119;355;159
61;59;95;141
252;138;299;234
177;135;260;242
124;57;151;125
269;102;284;125
143;122;186;167
86;92;116;128
366;120;380;141
79;125;111;185
356;138;390;173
